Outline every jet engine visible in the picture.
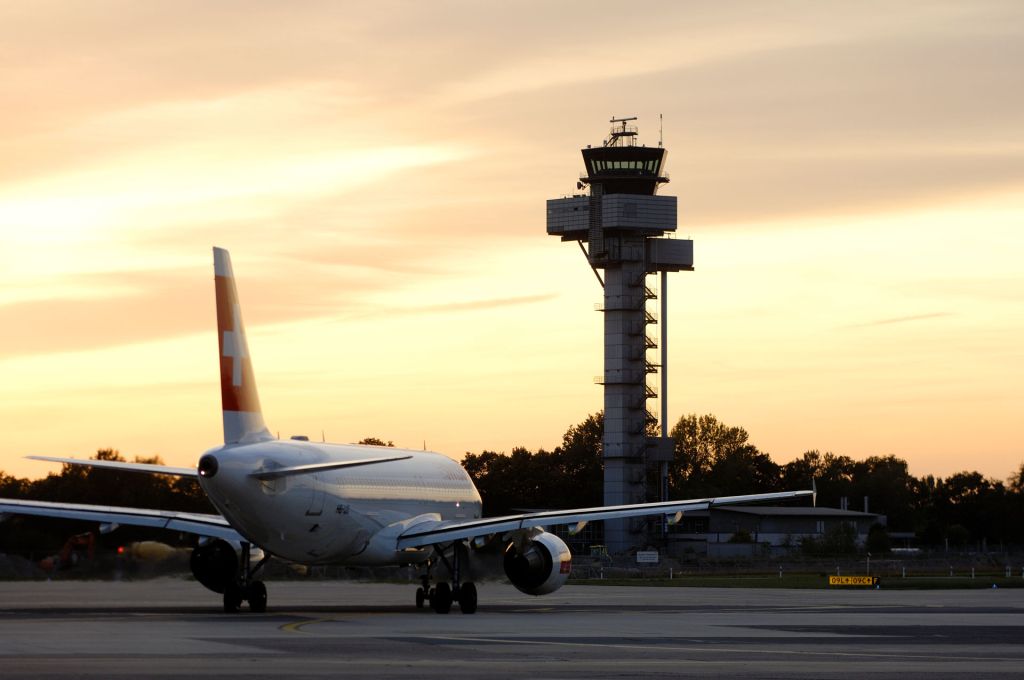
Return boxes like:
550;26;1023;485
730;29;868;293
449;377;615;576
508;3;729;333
190;539;238;594
503;531;572;596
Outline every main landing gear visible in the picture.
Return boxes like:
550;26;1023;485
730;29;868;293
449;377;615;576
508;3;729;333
415;541;477;614
224;541;270;613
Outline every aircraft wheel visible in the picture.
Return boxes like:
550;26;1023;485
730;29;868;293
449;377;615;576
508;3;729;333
432;582;452;614
415;586;426;609
247;581;268;613
223;583;243;613
458;582;477;614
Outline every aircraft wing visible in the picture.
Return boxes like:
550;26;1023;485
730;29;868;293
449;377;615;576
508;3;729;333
396;489;814;549
0;498;242;542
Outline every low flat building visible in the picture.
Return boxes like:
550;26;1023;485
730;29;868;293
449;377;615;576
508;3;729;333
667;506;884;558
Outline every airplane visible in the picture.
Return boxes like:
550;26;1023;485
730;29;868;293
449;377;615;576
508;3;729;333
0;247;813;614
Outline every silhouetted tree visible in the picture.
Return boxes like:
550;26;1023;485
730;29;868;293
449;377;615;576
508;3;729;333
358;437;394;447
462;447;554;516
0;472;29;498
462;413;604;516
670;414;777;497
935;472;1012;547
848;456;917;531
867;523;891;554
551;412;603;509
781;450;856;508
1008;463;1024;494
702;444;781;496
800;522;857;556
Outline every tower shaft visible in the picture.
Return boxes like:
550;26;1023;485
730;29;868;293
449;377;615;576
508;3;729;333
602;247;651;548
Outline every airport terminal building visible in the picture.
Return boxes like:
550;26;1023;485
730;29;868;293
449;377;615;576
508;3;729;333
558;506;884;559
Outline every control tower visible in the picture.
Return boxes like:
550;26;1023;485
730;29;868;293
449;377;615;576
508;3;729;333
546;117;693;553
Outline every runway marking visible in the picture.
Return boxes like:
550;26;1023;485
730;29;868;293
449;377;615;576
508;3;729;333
414;635;1024;663
277;607;410;632
509;607;555;613
280;617;342;633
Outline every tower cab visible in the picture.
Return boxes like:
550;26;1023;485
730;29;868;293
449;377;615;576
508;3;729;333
580;116;669;196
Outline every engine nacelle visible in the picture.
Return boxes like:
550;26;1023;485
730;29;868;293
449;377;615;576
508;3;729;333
503;531;572;596
190;539;238;594
190;539;265;594
190;540;267;594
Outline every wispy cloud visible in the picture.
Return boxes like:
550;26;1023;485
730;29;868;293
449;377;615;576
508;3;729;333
845;312;953;329
0;263;384;359
414;294;558;315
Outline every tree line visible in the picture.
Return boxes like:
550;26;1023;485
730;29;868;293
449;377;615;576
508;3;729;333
2;421;1022;552
464;412;1024;550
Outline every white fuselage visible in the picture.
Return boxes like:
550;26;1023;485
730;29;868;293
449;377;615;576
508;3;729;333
197;441;482;565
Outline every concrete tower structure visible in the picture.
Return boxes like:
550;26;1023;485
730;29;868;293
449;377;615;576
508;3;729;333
546;118;693;553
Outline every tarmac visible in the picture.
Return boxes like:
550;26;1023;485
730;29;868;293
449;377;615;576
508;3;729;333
1;578;1022;678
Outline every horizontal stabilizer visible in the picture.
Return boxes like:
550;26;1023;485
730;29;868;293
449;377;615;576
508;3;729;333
249;455;413;480
27;456;197;478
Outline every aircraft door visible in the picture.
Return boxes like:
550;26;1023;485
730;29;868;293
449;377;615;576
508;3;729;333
305;472;325;517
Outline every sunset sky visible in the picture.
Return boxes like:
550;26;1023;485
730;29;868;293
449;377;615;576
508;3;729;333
1;1;1021;482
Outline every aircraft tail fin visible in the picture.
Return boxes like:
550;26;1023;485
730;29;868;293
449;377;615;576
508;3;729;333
213;247;272;445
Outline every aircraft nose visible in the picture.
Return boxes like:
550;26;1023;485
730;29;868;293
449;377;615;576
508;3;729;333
198;454;219;479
